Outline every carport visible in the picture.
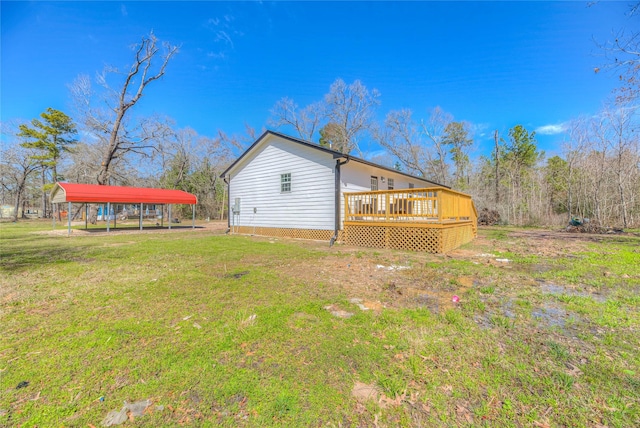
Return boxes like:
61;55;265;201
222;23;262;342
50;182;198;235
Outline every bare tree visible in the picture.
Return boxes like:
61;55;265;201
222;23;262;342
420;106;453;185
562;117;590;221
70;32;178;185
600;102;639;227
269;97;324;141
373;109;430;177
323;79;380;154
596;3;640;102
0;143;40;221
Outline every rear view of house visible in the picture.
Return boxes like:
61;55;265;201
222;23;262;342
222;131;477;253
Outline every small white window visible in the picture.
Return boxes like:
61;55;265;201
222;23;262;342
370;176;378;191
281;173;291;193
388;178;394;190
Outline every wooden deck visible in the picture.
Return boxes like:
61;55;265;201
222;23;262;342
343;187;477;253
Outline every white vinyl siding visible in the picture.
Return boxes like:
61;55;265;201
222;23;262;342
228;135;335;230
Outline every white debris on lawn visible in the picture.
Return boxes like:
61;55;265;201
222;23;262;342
349;298;369;311
495;258;511;263
376;264;410;271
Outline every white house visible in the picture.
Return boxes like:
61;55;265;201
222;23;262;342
222;130;446;243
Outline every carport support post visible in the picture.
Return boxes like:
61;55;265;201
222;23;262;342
168;205;172;230
85;204;88;230
140;203;143;231
67;202;72;236
106;202;110;232
192;205;195;229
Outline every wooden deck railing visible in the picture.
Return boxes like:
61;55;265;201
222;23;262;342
344;187;477;227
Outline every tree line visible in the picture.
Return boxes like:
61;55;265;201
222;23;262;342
2;24;639;228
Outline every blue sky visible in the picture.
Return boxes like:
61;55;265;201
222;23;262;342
1;1;632;159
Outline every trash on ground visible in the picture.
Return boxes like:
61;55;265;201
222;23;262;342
240;314;257;327
16;381;29;389
376;264;410;271
101;399;153;426
324;304;354;318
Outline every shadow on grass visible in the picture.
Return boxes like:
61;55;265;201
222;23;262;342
0;235;100;272
78;225;205;233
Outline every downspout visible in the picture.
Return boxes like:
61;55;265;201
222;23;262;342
223;175;230;232
331;157;349;246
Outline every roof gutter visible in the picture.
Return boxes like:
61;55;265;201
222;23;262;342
331;156;350;246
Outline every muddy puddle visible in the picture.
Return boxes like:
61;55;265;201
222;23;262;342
532;302;580;330
539;281;607;303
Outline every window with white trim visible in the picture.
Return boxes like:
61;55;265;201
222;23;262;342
281;173;291;193
387;178;394;190
370;176;378;191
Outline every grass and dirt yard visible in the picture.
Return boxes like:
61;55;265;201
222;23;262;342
1;221;639;427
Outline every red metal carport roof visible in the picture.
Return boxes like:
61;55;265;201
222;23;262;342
51;182;197;205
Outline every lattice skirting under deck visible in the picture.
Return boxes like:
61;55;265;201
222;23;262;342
231;223;473;253
231;226;337;241
343;223;474;253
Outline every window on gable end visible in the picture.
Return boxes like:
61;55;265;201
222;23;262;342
281;173;291;193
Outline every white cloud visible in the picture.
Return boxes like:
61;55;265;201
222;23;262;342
535;123;566;135
208;17;220;26
215;30;234;48
120;4;128;17
207;51;226;60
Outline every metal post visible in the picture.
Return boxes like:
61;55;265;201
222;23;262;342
53;203;56;230
68;202;72;236
192;205;195;229
168;205;172;230
85;204;88;229
140;203;143;231
107;202;110;232
114;204;117;229
161;205;164;228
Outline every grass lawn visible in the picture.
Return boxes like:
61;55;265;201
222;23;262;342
1;221;639;427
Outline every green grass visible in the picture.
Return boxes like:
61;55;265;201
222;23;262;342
1;221;639;426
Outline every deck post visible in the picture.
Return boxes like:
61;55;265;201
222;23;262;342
437;190;443;223
344;194;349;224
140;203;143;231
192;205;195;229
385;193;390;221
68;202;72;236
168;205;172;230
107;202;110;232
